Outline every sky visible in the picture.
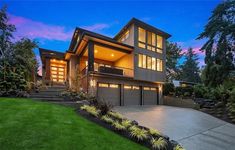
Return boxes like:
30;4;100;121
1;0;222;74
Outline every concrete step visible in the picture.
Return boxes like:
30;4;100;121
31;97;65;101
30;91;61;96
29;94;61;98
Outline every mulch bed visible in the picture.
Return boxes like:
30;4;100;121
76;109;175;150
200;107;235;125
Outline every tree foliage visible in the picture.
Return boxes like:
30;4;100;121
180;48;201;83
166;41;183;81
197;0;235;87
0;6;38;93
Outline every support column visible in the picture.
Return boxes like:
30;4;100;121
88;41;94;72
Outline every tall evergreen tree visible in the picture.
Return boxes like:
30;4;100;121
197;0;235;87
180;48;201;83
166;41;183;81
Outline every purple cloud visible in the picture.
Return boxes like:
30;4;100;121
81;23;110;32
8;14;74;41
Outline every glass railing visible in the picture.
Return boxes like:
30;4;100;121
80;65;133;77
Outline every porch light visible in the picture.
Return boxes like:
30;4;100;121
90;79;96;87
159;85;162;92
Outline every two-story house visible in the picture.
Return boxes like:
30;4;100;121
39;18;171;106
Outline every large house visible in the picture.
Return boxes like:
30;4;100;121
39;18;171;106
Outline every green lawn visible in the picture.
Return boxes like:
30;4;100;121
0;98;146;150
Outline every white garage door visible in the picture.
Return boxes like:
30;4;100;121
123;85;141;106
97;83;121;106
143;87;158;105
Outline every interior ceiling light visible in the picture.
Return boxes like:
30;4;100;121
95;50;98;53
111;53;114;57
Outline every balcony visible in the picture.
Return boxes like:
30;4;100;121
81;63;133;78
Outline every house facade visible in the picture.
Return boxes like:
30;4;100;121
39;18;171;106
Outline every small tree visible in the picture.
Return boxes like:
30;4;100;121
180;48;201;83
166;41;183;81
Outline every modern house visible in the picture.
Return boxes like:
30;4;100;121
39;18;171;106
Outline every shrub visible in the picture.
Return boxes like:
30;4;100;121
193;84;209;98
163;83;175;96
112;121;126;131
96;100;113;115
121;120;132;128
129;126;148;141
175;86;193;97
149;128;161;136
108;111;123;120
80;105;100;117
174;144;185;150
101;115;114;124
151;137;167;150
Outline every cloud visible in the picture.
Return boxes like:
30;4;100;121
8;14;74;41
81;23;110;32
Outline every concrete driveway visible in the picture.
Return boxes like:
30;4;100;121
114;106;235;150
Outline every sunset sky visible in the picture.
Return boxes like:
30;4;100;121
1;0;221;74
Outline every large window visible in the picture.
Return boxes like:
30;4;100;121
138;27;163;53
138;28;146;48
138;54;163;71
157;59;163;71
147;56;152;70
157;35;163;53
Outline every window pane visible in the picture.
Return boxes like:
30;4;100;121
99;83;109;88
110;84;118;88
157;35;163;49
138;28;146;42
138;54;143;67
152;57;156;70
138;42;145;48
147;31;152;45
157;59;163;71
157;48;163;53
152;33;156;46
143;55;146;68
124;85;132;89
147;56;152;69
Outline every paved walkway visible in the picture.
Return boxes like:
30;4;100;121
114;105;235;150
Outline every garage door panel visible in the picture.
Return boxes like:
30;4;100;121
144;87;158;105
124;89;141;105
97;83;120;106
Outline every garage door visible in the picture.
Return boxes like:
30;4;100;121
124;85;141;106
143;87;158;105
97;83;120;106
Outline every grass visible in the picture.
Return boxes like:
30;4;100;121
0;98;147;150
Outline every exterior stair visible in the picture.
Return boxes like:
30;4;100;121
30;86;66;102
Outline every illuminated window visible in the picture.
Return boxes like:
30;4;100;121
133;86;140;90
144;87;150;90
119;30;130;42
138;54;143;67
99;83;109;88
143;55;146;68
138;28;146;42
51;71;57;75
152;57;156;70
52;75;57;78
147;56;152;69
51;67;57;71
151;87;156;91
52;79;57;82
58;79;64;82
147;31;152;50
157;35;163;50
110;84;118;88
157;59;163;71
58;72;64;75
124;85;132;89
59;68;64;71
138;28;146;49
152;33;156;47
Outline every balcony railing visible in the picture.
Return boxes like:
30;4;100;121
81;65;133;77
